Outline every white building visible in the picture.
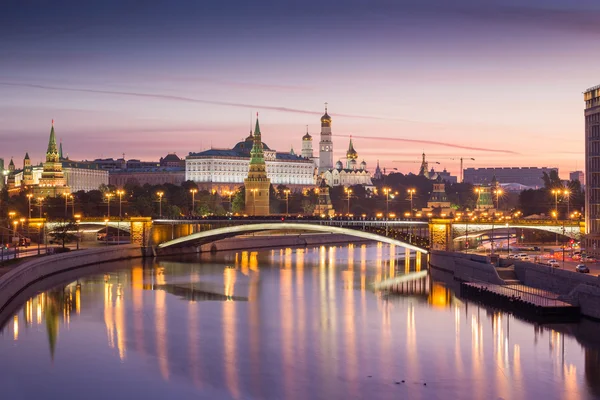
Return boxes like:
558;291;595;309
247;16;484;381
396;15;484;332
318;106;333;173
320;138;373;187
13;162;108;192
186;134;315;192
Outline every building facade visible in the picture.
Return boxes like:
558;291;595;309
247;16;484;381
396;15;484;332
109;168;185;187
186;133;314;192
570;170;584;183
320;138;372;188
244;117;270;216
585;85;600;256
463;167;558;188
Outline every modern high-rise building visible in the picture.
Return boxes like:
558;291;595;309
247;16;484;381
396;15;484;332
584;85;600;255
570;170;584;183
318;105;333;173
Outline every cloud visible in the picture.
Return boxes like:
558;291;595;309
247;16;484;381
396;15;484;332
0;82;422;123
333;134;518;154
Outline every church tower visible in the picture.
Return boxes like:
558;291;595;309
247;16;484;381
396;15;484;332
6;158;16;190
318;104;333;173
35;120;69;197
301;126;313;160
22;152;34;186
244;115;271;216
346;137;358;170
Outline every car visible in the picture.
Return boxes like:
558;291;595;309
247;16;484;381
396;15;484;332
576;264;590;273
548;259;559;267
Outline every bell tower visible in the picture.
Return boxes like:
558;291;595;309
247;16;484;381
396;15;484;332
318;103;333;173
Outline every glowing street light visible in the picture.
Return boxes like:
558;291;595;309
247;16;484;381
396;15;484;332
551;189;561;217
407;188;416;217
344;187;353;215
37;197;44;218
116;190;125;219
189;188;198;215
26;194;33;219
105;193;114;218
156;191;164;217
283;189;291;215
563;189;571;216
493;188;503;210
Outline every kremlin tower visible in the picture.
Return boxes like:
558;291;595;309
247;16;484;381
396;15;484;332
244;115;271;215
34;120;69;197
318;104;333;173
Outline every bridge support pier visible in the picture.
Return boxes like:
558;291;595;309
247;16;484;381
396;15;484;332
429;218;453;251
130;217;153;247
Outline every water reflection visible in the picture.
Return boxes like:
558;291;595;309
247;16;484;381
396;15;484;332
0;244;600;399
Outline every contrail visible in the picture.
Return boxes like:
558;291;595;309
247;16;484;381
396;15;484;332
0;82;421;123
333;134;518;154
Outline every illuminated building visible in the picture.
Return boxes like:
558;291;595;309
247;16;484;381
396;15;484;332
585;85;600;256
422;177;453;215
320;138;372;188
244;117;271;216
34;120;69;197
185;122;314;192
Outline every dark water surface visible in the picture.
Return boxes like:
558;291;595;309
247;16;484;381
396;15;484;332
1;243;600;400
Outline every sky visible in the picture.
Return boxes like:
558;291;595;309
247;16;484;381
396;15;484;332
1;0;599;177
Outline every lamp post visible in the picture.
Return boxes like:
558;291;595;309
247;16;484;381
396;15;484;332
156;191;164;217
70;195;75;218
552;210;558;246
62;192;70;218
506;222;510;256
344;188;353;215
12;220;18;248
37;197;44;218
26;194;33;219
116;190;125;219
105;193;114;218
74;214;81;250
283;189;291;215
407;188;416;217
563;189;570;217
493;188;503;210
551;189;560;217
36;223;42;255
190;188;197;216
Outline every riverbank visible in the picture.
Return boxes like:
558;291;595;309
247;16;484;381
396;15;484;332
0;245;144;315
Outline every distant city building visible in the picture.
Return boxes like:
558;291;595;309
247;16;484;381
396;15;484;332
570;170;584;183
463;167;558;188
159;153;185;168
417;153;457;183
373;160;383;181
422;177;453;215
584;85;600;256
109;168;185;187
186;128;314;192
244;117;270;216
320;138;372;188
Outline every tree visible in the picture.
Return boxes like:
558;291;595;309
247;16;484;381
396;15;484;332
49;221;78;248
231;188;245;214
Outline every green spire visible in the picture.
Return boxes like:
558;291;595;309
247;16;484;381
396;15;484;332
46;120;59;163
24;152;30;160
249;115;265;166
59;140;63;160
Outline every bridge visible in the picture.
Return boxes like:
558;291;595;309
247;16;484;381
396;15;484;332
155;220;430;255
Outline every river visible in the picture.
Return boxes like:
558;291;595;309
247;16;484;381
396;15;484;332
0;243;599;400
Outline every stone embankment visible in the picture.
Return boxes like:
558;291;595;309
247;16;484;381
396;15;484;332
431;250;600;319
0;245;144;314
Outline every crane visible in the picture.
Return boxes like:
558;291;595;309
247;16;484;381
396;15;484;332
450;157;475;183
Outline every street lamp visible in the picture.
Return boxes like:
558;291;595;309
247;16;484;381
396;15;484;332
283;189;291;215
26;194;33;219
563;189;570;217
37;197;44;218
506;222;510;256
74;214;81;250
62;192;70;218
156;191;164;217
105;193;114;218
116;190;125;219
189;188;198;216
552;210;558;245
407;188;416;217
493;188;503;210
36;222;42;255
344;188;353;215
551;189;560;217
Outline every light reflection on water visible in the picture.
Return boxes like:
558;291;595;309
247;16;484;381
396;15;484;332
0;243;599;400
